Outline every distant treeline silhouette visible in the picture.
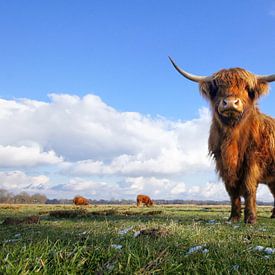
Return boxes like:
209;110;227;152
0;189;272;205
0;189;47;204
45;198;273;206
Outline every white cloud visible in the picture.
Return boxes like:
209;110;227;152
0;93;215;199
0;144;62;167
0;94;212;175
0;93;272;202
185;181;228;201
257;184;273;202
0;171;50;192
50;176;186;200
49;176;226;201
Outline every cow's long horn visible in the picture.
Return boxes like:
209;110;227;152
169;56;210;82
256;74;275;83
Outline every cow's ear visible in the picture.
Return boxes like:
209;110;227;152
200;81;217;100
248;81;269;100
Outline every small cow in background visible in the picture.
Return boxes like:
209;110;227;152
73;196;89;206
137;194;154;207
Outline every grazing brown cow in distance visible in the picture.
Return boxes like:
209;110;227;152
73;196;89;206
170;57;275;224
137;194;154;207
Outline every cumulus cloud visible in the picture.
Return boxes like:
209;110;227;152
0;143;62;167
0;93;272;202
257;184;273;202
50;176;186;200
0;171;50;192
0;93;216;199
48;176;226;201
0;94;212;174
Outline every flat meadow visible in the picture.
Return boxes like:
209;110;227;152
0;204;275;274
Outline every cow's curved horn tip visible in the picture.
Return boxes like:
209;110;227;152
168;56;174;62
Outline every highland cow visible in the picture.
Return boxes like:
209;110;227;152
170;57;275;224
137;194;154;207
73;196;89;206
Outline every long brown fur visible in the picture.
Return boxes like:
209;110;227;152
136;194;154;207
200;68;275;223
73;196;89;206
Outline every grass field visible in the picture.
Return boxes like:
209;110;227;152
0;204;275;274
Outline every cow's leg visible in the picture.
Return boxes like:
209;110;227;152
272;200;275;219
243;163;260;224
243;186;257;224
229;196;241;222
225;186;241;222
267;183;275;218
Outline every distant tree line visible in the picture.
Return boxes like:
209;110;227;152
46;199;229;205
0;189;48;204
0;189;272;205
45;198;272;206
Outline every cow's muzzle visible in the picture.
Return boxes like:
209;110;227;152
218;97;243;116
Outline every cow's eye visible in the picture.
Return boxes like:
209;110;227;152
246;86;255;100
209;82;218;99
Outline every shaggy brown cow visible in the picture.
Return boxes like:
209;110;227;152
169;57;275;224
73;196;89;206
137;194;154;207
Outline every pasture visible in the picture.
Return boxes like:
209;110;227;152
0;204;275;274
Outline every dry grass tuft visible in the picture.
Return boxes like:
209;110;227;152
137;249;169;273
137;228;169;238
144;210;163;215
49;209;88;218
89;209;118;216
2;215;40;225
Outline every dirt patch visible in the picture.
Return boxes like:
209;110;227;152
47;208;162;219
38;211;50;215
136;228;169;238
144;210;163;215
119;210;163;216
122;211;140;216
0;205;20;210
201;207;211;212
48;209;118;218
2;215;40;225
49;209;88;218
89;209;118;216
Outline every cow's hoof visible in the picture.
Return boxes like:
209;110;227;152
245;216;256;224
229;216;240;223
270;215;275;219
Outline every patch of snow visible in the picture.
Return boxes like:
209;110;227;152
111;244;122;250
4;239;19;243
134;231;141;238
118;226;133;235
254;246;265;252
254;246;275;255
187;245;207;255
264;247;275;254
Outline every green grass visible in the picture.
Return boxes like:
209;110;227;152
0;204;275;274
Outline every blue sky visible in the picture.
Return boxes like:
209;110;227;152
0;1;274;200
0;0;274;119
